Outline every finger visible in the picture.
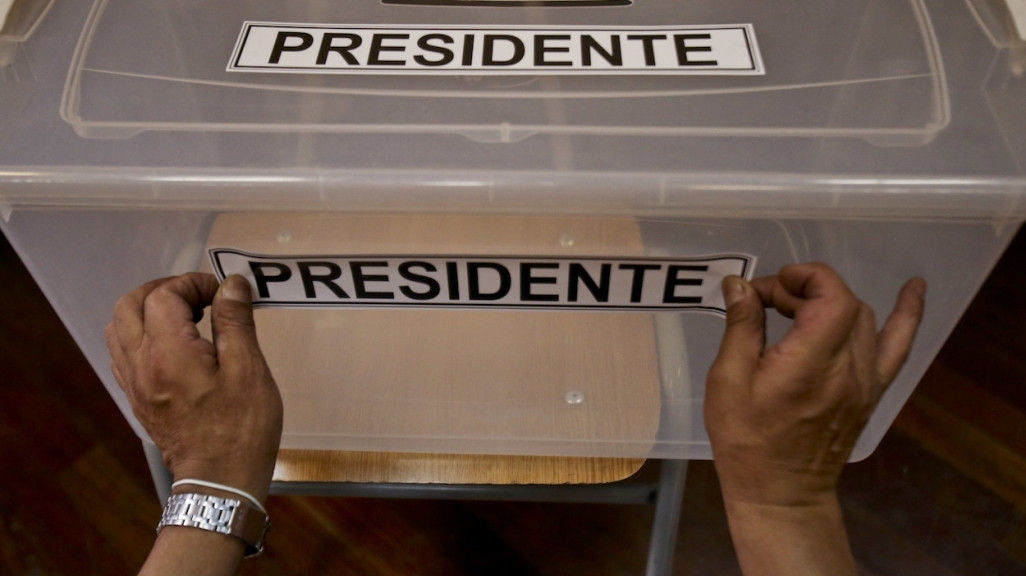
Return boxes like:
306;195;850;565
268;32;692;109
774;263;861;359
105;321;124;367
141;273;220;342
849;301;881;399
751;275;805;318
210;275;265;373
111;276;175;353
109;360;131;397
876;278;927;384
854;301;879;361
708;276;766;389
105;322;133;390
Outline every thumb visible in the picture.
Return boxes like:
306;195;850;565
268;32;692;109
709;276;766;388
210;274;263;365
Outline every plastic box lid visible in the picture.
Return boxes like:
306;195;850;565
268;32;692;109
67;0;940;144
0;0;1023;218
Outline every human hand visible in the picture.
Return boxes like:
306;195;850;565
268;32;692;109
705;264;926;508
105;273;283;504
704;264;925;576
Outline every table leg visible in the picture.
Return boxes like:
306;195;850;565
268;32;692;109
645;459;688;576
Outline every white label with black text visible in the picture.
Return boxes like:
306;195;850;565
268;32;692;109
210;249;755;314
228;23;763;75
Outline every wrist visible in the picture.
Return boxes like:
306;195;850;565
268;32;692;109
141;524;245;576
722;494;857;576
723;491;842;526
153;520;246;554
170;461;273;505
159;490;271;559
170;481;266;511
713;456;840;509
719;480;839;510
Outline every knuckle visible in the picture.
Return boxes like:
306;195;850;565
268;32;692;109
112;294;132;316
148;282;178;303
140;292;166;315
795;261;833;279
835;293;861;324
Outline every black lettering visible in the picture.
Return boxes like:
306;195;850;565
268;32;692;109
248;262;292;298
483;35;525;66
349;261;394;299
461;34;475;66
446;261;460;299
398;261;441;300
297;262;350;299
581;35;622;67
534;35;572;67
626;34;667;67
368;33;409;66
415;34;455;66
520;263;560;302
662;265;706;304
468;262;511;300
269;32;314;65
674;34;717;66
618;264;662;303
568;263;611;302
316;33;362;65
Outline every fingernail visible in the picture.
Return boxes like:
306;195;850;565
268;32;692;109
723;276;747;307
219;275;252;304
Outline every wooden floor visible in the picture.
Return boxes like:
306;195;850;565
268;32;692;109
1;226;1025;576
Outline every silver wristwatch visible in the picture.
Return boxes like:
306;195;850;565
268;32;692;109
157;493;270;557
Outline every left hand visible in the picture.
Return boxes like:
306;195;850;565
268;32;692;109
105;273;283;504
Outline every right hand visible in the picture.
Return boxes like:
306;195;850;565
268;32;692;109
705;263;926;508
105;273;283;503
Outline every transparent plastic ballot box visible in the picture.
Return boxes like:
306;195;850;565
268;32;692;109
0;0;1025;461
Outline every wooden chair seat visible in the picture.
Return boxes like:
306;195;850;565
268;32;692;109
273;450;646;484
202;213;663;487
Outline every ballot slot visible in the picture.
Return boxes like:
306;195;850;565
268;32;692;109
63;0;945;145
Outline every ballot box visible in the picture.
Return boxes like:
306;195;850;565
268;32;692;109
1;0;1025;463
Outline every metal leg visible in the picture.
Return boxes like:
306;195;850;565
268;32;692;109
645;459;688;576
270;480;658;503
142;441;173;506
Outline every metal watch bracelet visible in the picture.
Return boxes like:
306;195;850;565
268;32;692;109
157;492;270;557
